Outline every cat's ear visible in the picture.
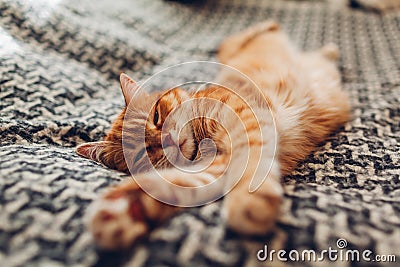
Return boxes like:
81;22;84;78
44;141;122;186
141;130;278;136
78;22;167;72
120;73;140;106
76;141;110;163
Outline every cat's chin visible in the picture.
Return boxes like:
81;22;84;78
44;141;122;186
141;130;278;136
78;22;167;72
179;140;199;163
162;143;194;167
161;146;181;166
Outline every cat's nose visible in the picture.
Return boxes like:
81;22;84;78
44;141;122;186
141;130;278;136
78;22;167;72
162;133;175;147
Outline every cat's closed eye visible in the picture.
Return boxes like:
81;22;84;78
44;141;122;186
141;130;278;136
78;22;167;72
153;108;160;126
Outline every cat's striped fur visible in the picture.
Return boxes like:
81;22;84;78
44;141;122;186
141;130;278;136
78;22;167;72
77;21;350;249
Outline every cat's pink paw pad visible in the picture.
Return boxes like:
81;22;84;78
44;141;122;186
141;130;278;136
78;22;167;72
86;197;148;250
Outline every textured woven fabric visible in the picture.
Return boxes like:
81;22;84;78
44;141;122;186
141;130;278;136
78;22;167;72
0;0;399;266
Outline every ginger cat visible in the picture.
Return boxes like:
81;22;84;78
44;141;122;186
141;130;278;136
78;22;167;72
76;21;350;249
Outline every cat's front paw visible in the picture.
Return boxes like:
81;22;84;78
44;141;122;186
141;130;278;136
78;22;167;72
86;182;148;250
222;178;283;235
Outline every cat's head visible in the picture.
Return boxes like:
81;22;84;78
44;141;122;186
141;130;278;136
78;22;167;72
76;73;198;174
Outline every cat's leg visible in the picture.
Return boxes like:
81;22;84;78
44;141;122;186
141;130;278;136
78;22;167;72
221;109;284;235
87;156;227;250
222;150;283;234
218;20;280;64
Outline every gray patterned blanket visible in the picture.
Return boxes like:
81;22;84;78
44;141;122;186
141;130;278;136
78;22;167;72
1;0;399;266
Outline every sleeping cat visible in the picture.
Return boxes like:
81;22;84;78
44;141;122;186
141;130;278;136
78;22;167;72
76;21;350;249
